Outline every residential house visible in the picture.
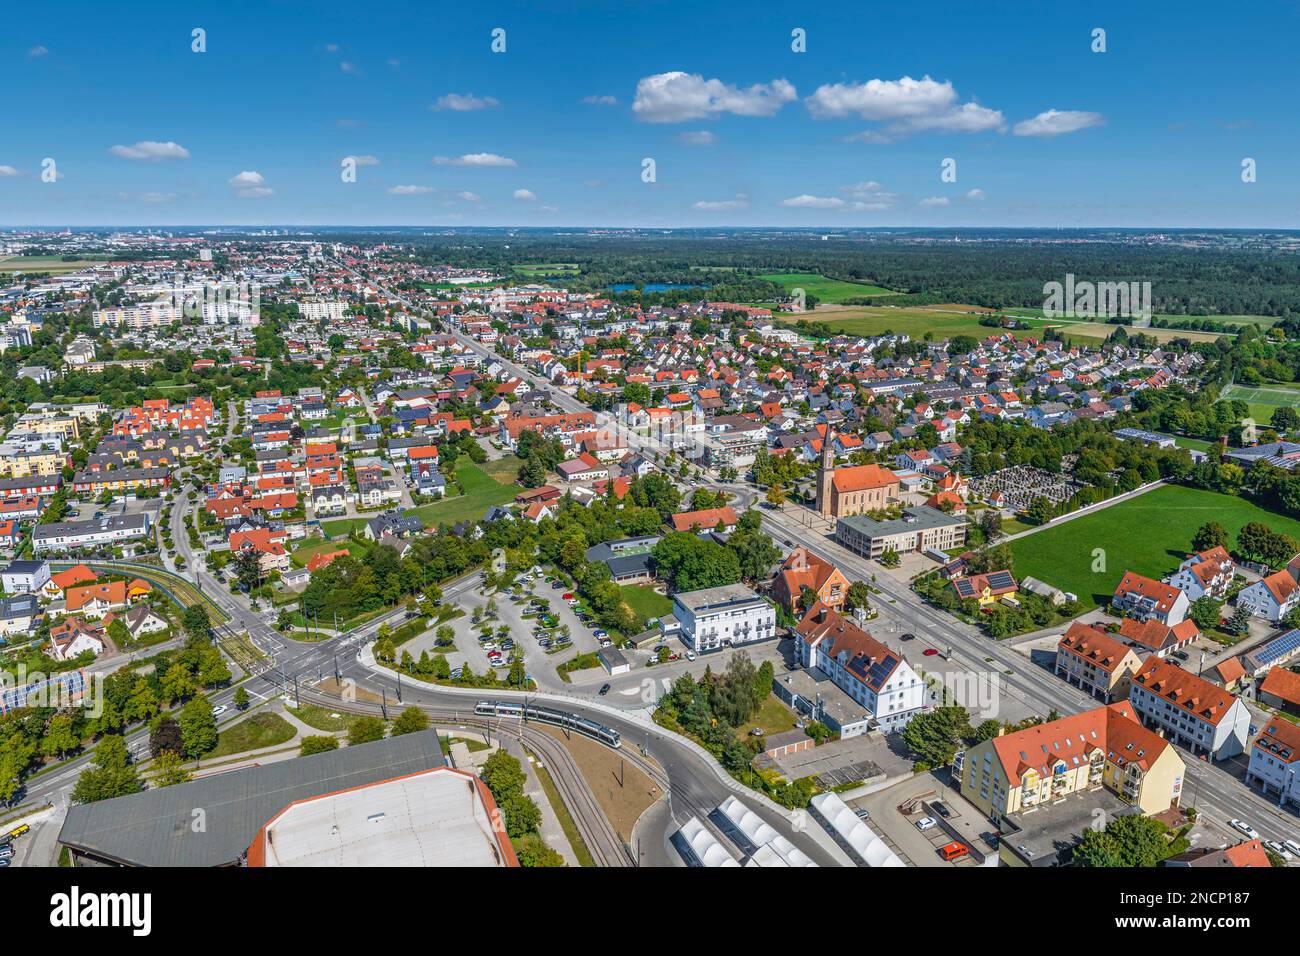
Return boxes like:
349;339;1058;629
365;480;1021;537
959;702;1185;824
1128;657;1252;761
771;548;850;616
1055;622;1143;702
1111;572;1190;626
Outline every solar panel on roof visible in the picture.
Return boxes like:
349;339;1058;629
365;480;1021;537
1254;629;1300;666
986;571;1016;590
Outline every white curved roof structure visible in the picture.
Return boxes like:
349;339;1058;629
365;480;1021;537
716;794;779;848
675;816;740;867
716;795;818;866
810;791;906;867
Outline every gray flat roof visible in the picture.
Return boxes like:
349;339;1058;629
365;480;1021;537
837;505;962;538
59;729;444;867
672;582;763;611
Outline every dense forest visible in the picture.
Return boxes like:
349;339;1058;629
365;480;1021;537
377;230;1300;317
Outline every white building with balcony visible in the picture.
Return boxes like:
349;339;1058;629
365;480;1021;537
671;583;775;654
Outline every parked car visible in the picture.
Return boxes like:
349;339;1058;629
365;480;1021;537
686;651;696;661
915;816;937;831
1171;650;1190;661
593;629;609;639
1265;840;1288;858
562;593;575;601
1284;839;1300;857
939;841;969;862
923;648;939;657
212;705;229;718
748;727;765;737
598;683;611;697
854;808;870;821
901;633;916;641
1229;818;1260;840
932;800;951;819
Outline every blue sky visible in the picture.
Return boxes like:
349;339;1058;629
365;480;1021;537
4;0;1298;228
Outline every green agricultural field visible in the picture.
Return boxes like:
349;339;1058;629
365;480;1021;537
759;272;896;302
1009;484;1300;610
411;461;517;530
776;305;1053;341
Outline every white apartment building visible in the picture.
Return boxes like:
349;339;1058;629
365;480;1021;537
670;583;776;654
795;606;925;734
1128;657;1252;761
1245;720;1300;810
299;300;348;321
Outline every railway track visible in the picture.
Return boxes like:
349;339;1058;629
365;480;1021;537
287;681;639;867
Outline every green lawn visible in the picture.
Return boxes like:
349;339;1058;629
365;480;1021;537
292;703;359;732
291;536;368;568
1221;384;1300;426
619;584;672;624
734;695;798;740
207;712;297;758
1009;485;1300;610
0;255;107;274
758;272;897;301
412;461;517;530
479;454;525;484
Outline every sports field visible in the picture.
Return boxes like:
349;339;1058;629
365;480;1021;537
1221;383;1300;426
758;272;897;302
1008;484;1300;610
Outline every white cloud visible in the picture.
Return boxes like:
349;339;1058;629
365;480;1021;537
456;191;483;202
28;45;49;58
513;188;537;201
780;194;845;209
345;155;380;167
431;153;517;167
632;72;796;123
919;196;950;207
677;130;717;147
692;193;748;211
0;166;20;177
228;170;273;198
387;184;434;195
108;140;191;162
582;95;618;106
340;61;360;74
324;43;339;53
808;75;1004;143
432;93;500;112
841;181;901;209
1013;109;1105;137
965;187;987;201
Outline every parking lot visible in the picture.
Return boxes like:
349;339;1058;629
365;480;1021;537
397;567;614;687
848;773;991;868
